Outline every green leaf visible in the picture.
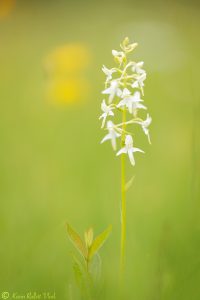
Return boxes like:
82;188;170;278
125;175;135;192
88;225;112;260
66;223;88;259
84;227;93;248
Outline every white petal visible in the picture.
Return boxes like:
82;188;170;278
108;94;114;104
112;50;118;56
137;61;144;67
101;99;107;111
101;116;107;128
143;127;148;135
116;132;121;138
121;88;131;98
128;103;133;114
101;133;111;144
128;149;135;166
116;147;127;156
99;112;106;120
137;103;147;110
102;87;111;95
102;65;108;74
133;147;145;153
132;81;139;88
125;135;133;147
116;88;122;97
147;133;151;144
133;91;141;101
117;99;126;107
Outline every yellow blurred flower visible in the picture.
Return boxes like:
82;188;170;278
46;78;90;105
44;43;91;105
44;44;91;76
0;0;15;19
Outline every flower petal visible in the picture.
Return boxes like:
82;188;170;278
101;133;111;144
102;87;111;95
116;147;127;156
133;147;145;153
128;149;135;166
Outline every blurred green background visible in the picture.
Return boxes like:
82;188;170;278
0;0;200;299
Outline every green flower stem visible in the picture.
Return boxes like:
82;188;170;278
120;108;126;278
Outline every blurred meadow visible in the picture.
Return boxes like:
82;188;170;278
0;0;200;299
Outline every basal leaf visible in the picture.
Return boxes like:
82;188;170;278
66;223;88;259
88;225;112;260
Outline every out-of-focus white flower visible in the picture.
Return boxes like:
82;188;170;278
132;61;145;74
102;65;116;83
99;100;114;128
116;135;144;166
132;73;146;94
101;121;121;151
102;80;122;103
136;114;152;144
112;50;126;65
117;91;147;114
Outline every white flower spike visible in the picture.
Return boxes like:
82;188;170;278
99;38;153;275
99;100;114;128
116;135;144;166
100;37;152;166
101;121;121;151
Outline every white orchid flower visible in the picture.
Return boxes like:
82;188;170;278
132;61;145;74
117;91;147;114
99;100;114;128
116;135;144;166
102;65;116;83
136;113;152;144
112;50;126;65
101;121;121;151
102;80;122;104
132;73;146;95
